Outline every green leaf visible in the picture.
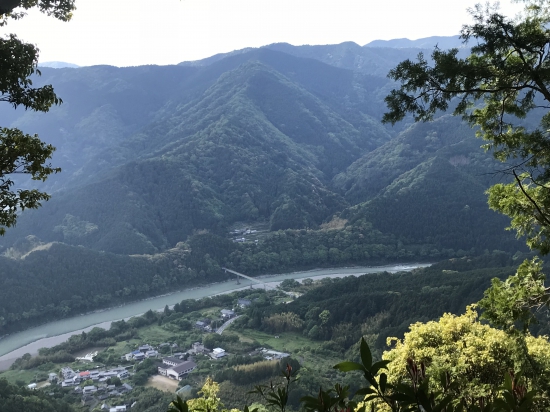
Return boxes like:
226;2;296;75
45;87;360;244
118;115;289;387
354;387;377;397
333;361;366;373
370;360;390;376
360;337;372;369
379;373;387;394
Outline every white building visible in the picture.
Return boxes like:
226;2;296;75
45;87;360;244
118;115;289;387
212;348;226;358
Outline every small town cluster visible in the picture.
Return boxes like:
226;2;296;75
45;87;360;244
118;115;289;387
46;341;203;411
37;305;290;412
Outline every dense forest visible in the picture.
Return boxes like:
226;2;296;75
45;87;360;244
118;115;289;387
246;253;536;355
0;40;527;334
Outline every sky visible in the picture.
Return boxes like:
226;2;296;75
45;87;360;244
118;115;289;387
1;0;524;67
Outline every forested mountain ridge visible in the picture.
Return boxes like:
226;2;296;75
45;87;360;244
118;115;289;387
338;115;517;251
334;115;502;203
1;49;397;253
182;37;467;77
0;40;526;333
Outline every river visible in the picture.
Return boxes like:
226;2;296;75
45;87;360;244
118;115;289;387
0;263;429;369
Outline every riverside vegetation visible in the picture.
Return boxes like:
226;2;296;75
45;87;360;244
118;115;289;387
2;254;542;412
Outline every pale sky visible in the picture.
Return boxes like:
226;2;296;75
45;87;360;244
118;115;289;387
1;0;524;67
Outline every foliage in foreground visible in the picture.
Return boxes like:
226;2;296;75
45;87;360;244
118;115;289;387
169;306;550;412
0;0;75;234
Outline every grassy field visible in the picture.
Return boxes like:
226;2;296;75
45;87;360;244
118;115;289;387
238;329;320;353
136;325;179;344
0;368;42;385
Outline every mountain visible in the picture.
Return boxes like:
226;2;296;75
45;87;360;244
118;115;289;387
1;48;396;254
177;39;468;78
38;61;80;68
0;43;522;255
0;40;527;332
337;115;518;251
365;35;464;49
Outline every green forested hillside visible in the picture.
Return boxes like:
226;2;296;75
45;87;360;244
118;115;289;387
254;253;527;354
334;115;519;251
0;41;527;331
1;54;395;252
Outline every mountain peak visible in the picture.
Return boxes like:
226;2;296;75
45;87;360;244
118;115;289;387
39;61;80;68
365;35;464;50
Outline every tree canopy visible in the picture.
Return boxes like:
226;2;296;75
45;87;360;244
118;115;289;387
0;0;74;234
383;307;550;409
384;0;550;327
384;0;550;254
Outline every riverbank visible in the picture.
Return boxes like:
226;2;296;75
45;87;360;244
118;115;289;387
0;263;429;370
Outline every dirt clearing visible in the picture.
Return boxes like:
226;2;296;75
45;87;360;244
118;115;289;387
145;375;179;392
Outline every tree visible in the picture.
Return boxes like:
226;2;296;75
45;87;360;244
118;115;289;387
383;0;550;325
384;1;550;251
383;307;550;409
0;1;74;17
0;0;75;234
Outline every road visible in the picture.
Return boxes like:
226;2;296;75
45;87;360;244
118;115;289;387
217;315;242;334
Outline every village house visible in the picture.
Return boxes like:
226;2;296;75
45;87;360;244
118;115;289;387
195;320;207;330
138;344;153;353
61;367;76;380
212;348;226;359
117;370;130;379
221;309;235;319
162;356;186;367
133;352;145;361
237;299;251;308
191;342;205;353
83;385;97;394
81;395;94;406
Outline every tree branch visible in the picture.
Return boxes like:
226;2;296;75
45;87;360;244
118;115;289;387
513;169;550;227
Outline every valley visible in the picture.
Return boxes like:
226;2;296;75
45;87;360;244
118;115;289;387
0;257;523;412
0;263;428;363
0;41;525;339
1;1;549;407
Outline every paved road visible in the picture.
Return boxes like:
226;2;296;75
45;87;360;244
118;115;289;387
217;315;241;334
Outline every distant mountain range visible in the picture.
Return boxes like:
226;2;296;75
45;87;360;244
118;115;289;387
365;35;464;49
0;38;516;254
38;61;80;69
0;38;525;333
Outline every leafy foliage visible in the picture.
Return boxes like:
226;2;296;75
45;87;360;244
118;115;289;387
0;377;73;412
0;7;67;233
383;0;550;256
